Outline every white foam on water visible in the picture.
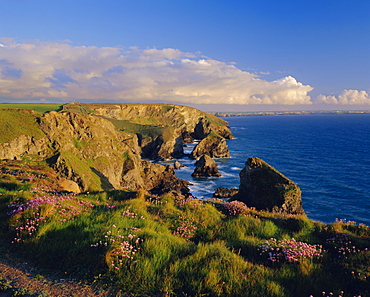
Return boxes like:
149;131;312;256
218;171;238;177
230;166;241;170
189;179;217;199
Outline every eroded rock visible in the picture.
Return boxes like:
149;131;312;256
191;133;230;159
150;165;191;197
174;160;186;169
181;131;194;144
192;155;221;177
213;186;239;198
233;157;305;215
192;117;233;140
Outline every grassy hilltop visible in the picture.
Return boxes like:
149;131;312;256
0;103;369;296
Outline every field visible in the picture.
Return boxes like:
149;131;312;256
0;103;64;114
0;160;369;297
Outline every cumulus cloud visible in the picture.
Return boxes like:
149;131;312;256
316;90;370;105
0;39;314;105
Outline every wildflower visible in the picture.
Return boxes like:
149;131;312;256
259;238;323;263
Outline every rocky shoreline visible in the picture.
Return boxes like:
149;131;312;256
0;102;304;215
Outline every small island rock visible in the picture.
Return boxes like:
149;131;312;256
191;133;230;159
192;155;221;177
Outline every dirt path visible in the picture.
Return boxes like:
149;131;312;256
0;257;109;297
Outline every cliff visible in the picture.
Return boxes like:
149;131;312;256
0;103;230;195
64;103;233;160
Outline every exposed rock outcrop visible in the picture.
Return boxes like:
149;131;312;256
0;135;49;160
192;117;233;140
174;160;186;169
192;155;221;177
85;103;233;160
191;133;230;159
213;187;239;199
0;108;191;196
150;165;191;197
59;178;81;193
233;157;304;215
181;131;194;144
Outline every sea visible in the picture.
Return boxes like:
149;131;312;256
164;113;370;226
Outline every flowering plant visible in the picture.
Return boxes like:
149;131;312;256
222;200;254;217
258;238;323;263
171;215;198;239
9;189;94;243
91;225;143;271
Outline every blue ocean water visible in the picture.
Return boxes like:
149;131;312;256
171;114;370;226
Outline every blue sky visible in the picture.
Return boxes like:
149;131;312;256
1;0;369;111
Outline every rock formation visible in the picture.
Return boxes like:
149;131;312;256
192;117;233;140
85;103;233;160
0;107;192;196
181;131;194;144
174;160;185;169
191;133;230;159
233;157;304;215
150;165;191;197
192;155;221;177
213;187;239;199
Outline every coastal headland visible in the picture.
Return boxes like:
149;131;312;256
0;102;369;296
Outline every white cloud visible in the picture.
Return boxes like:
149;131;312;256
316;90;370;105
0;39;314;105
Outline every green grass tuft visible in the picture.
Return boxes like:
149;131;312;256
0;104;64;114
0;109;45;143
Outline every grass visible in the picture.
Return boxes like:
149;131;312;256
104;117;174;142
0;104;64;114
0;109;45;143
205;114;228;127
0;160;369;297
57;150;103;192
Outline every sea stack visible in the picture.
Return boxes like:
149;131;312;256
233;157;305;215
192;154;221;177
191;133;230;159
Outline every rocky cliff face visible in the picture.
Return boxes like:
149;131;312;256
233;157;305;215
192;117;232;140
0;134;49;160
77;103;233;160
0;107;192;195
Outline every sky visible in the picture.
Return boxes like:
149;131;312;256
0;0;369;112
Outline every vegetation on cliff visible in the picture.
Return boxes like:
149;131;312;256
0;109;45;144
0;159;369;297
0;103;369;296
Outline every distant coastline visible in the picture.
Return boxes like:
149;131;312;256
212;110;370;117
